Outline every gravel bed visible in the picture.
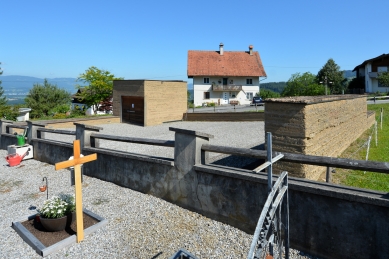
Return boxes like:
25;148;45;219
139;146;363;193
0;121;319;258
44;121;266;161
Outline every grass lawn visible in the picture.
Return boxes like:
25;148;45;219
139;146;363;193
332;103;389;192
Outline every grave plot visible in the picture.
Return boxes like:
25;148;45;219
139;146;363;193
11;140;108;257
12;209;107;257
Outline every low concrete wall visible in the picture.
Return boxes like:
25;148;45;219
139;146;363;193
1;120;388;259
184;112;264;121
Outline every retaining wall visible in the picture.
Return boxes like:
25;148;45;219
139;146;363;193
1;119;388;259
183;112;264;121
265;95;376;179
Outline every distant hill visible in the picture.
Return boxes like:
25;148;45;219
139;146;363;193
261;82;286;94
1;75;79;93
1;75;194;105
343;70;356;79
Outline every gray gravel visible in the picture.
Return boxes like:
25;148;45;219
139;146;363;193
0;121;318;258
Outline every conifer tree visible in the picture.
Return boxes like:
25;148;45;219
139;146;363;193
316;59;344;94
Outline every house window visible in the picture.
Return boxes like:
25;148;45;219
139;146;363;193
246;92;253;100
246;79;253;85
204;78;210;84
204;92;210;99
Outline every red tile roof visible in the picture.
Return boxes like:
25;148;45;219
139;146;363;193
187;49;266;78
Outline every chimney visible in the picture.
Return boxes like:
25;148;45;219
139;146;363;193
249;45;253;55
219;43;224;55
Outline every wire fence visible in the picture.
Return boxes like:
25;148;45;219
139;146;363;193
331;108;386;186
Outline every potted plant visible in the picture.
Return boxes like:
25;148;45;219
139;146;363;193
38;194;75;231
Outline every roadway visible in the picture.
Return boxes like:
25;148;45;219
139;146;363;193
187;104;264;113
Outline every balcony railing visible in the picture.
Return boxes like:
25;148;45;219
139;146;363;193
212;84;242;91
369;72;378;78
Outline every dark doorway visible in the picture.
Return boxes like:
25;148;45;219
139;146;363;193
223;78;228;86
121;96;144;125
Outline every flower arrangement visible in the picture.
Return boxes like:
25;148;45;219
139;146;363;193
38;194;75;219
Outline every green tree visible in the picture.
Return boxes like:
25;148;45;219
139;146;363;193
76;66;123;114
316;59;344;94
258;89;280;99
25;79;71;118
282;72;325;97
377;71;389;88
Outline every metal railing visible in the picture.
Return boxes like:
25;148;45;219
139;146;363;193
212;84;242;91
37;128;76;138
200;144;389;183
89;133;175;148
247;133;289;259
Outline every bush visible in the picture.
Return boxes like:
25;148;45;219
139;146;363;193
207;102;216;107
52;113;68;119
258;89;280;99
52;104;71;114
70;105;86;117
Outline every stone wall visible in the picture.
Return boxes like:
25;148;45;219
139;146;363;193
265;95;375;179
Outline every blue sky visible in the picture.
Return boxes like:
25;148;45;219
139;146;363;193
1;0;388;83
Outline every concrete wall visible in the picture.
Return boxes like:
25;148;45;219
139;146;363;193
265;95;376;179
1;120;388;259
113;80;187;126
183;112;264;121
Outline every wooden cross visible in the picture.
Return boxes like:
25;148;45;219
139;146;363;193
55;140;97;243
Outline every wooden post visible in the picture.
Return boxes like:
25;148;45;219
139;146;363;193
381;108;383;130
375;121;378;147
55;140;97;243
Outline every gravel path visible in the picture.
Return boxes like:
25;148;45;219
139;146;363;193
0;121;318;258
44;121;266;160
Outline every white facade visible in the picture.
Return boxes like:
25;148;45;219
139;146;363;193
363;63;389;93
193;76;260;106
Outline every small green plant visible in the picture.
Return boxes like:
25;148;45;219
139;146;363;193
52;113;68;119
38;194;75;219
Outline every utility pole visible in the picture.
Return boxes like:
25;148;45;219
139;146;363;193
320;76;333;95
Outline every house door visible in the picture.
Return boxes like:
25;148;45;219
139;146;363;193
121;96;144;125
222;92;229;104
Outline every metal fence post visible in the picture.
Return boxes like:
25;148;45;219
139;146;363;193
326;166;332;183
267;132;273;193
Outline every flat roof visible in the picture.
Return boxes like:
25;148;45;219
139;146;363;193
113;79;186;82
265;95;366;104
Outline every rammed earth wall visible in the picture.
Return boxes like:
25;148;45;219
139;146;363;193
265;95;376;180
113;80;187;126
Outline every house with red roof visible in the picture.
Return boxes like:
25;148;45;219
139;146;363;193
353;53;389;93
187;43;266;106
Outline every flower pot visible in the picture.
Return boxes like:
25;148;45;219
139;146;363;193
40;215;67;232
